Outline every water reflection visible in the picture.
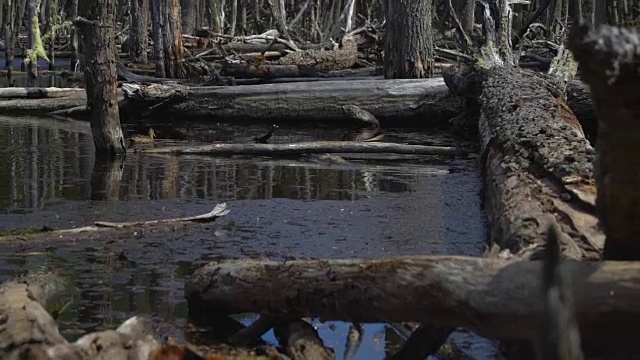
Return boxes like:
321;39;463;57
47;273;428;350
0;115;491;358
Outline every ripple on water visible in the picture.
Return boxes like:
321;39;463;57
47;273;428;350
0;116;494;359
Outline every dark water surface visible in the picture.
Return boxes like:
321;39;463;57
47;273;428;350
0;115;497;359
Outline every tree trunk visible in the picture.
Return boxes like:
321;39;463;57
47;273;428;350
460;0;474;36
162;0;184;78
151;0;166;77
130;0;149;63
181;0;197;34
26;0;37;85
384;0;434;79
3;0;14;81
230;0;238;36
570;25;640;260
77;0;126;157
69;0;79;71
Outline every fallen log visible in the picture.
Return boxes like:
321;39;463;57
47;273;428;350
478;67;602;260
0;97;87;115
185;255;640;350
121;78;461;122
0;203;229;242
0;87;85;99
140;142;464;156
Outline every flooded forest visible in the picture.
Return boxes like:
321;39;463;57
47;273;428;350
0;0;639;359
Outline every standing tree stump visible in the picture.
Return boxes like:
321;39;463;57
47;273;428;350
570;25;640;260
76;0;126;156
383;0;434;78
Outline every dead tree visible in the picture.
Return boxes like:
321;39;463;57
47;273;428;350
384;0;435;78
26;0;38;84
129;0;149;63
152;0;166;77
69;0;79;71
181;0;198;34
76;0;127;156
162;0;184;77
570;25;640;260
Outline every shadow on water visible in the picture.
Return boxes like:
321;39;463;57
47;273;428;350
0;115;500;359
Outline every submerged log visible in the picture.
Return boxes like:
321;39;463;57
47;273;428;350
0;203;229;242
274;320;335;360
0;87;85;99
478;67;602;260
140;141;464;156
120;78;461;122
185;255;640;350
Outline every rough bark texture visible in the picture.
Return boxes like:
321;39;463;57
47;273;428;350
181;0;197;35
569;25;640;260
121;78;461;122
277;35;358;71
129;0;149;63
566;80;596;143
162;0;184;78
77;0;126;156
274;321;335;360
479;67;602;260
384;0;434;78
185;255;640;348
152;0;166;77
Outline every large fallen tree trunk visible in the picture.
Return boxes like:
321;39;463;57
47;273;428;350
140;142;464;156
120;78;462;122
478;67;602;260
185;255;640;350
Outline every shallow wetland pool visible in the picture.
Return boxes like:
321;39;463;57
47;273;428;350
0;115;499;359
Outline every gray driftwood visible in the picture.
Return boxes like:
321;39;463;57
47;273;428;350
185;256;640;348
140;142;463;156
120;78;461;122
0;87;86;99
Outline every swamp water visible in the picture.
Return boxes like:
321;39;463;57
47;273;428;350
0;115;498;359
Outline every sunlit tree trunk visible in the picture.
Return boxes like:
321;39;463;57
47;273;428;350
384;0;434;79
77;0;126;157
